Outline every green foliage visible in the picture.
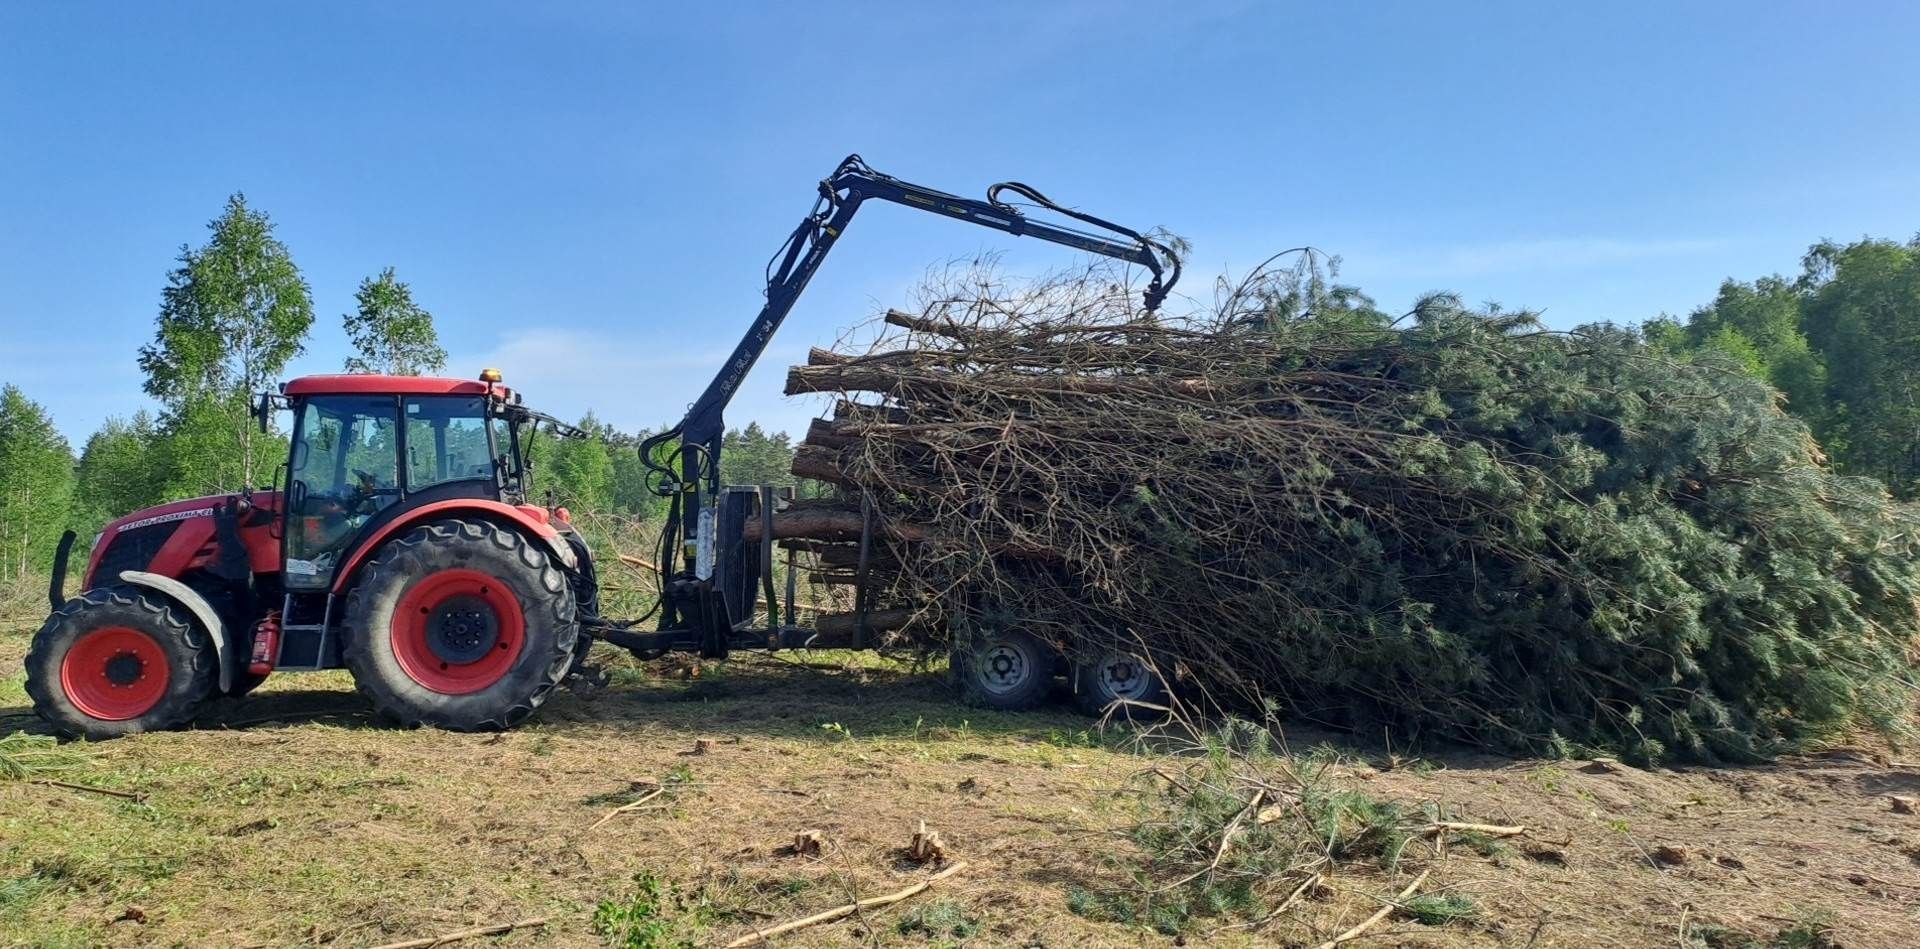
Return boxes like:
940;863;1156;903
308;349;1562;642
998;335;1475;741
0;731;91;780
150;390;285;499
1768;911;1837;949
1798;237;1920;494
1402;892;1478;926
528;412;617;511
70;412;164;538
524;417;800;521
138;193;312;488
1265;307;1920;761
1073;720;1447;935
343;266;446;375
0;385;76;579
591;873;681;948
0;868;58;920
1651;237;1920;497
1300;780;1418;869
721;422;798;489
590;872;713;948
895;898;980;940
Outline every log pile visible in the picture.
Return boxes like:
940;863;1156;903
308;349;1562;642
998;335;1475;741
766;263;1920;763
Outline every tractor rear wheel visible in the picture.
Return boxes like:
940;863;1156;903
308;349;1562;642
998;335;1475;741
343;519;576;731
558;525;598;678
951;629;1054;711
25;587;217;738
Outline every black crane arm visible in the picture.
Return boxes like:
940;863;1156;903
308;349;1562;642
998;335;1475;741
643;154;1179;491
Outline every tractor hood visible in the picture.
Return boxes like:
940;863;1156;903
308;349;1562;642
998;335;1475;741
85;491;283;588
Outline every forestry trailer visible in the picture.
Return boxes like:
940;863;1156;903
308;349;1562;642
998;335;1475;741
26;155;1180;738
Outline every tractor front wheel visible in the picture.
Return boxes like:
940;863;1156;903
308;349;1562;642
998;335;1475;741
343;519;576;731
25;587;217;738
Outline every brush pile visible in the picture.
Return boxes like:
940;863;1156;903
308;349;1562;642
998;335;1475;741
774;261;1920;762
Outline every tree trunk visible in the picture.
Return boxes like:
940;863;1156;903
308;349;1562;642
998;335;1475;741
812;608;919;639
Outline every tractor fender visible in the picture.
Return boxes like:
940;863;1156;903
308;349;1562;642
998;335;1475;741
117;570;236;693
330;500;576;595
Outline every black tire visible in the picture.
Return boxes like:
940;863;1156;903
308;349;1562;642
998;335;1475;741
950;628;1054;711
224;672;269;698
558;526;598;677
1074;648;1171;718
24;587;217;739
568;632;596;678
342;519;577;731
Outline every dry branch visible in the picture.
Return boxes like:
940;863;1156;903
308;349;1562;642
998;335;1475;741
789;444;858;487
723;860;970;947
370;917;549;949
785;362;1229;399
587;787;664;831
1314;869;1430;949
742;508;929;544
33;779;143;801
1421;821;1525;837
614;552;661;574
804;417;860;450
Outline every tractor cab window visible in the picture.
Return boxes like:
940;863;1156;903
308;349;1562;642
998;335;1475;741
492;414;529;502
285;396;401;587
405;396;497;492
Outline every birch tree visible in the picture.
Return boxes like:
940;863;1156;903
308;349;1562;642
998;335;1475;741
138;193;312;489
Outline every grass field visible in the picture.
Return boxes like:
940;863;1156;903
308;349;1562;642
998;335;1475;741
4;613;1920;948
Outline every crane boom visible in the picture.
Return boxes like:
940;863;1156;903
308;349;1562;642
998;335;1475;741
638;154;1178;642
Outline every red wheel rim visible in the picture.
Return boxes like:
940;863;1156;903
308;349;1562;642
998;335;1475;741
390;569;525;695
60;626;171;721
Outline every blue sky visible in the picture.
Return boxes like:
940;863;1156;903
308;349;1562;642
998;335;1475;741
4;2;1918;446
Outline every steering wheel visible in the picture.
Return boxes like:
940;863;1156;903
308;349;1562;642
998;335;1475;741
350;469;401;513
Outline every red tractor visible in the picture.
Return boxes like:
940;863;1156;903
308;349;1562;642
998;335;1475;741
27;156;1180;739
28;372;601;738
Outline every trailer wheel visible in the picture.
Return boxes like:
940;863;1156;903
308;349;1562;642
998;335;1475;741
25;587;216;738
951;629;1053;711
343;519;576;731
1075;649;1170;718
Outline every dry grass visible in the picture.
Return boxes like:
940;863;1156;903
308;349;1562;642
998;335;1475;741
3;618;1919;947
0;576;45;634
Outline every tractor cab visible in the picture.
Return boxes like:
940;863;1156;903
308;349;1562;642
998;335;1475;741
277;373;529;590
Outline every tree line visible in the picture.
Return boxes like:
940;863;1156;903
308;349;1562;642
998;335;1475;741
1643;236;1920;494
0;194;798;581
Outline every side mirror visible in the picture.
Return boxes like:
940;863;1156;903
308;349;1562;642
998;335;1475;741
255;392;274;434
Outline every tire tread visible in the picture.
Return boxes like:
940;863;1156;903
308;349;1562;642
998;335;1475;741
25;586;216;738
342;518;575;731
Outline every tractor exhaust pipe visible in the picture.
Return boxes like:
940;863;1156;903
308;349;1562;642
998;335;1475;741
48;529;76;611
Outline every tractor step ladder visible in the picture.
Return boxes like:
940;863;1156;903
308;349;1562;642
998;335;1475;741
276;591;335;670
